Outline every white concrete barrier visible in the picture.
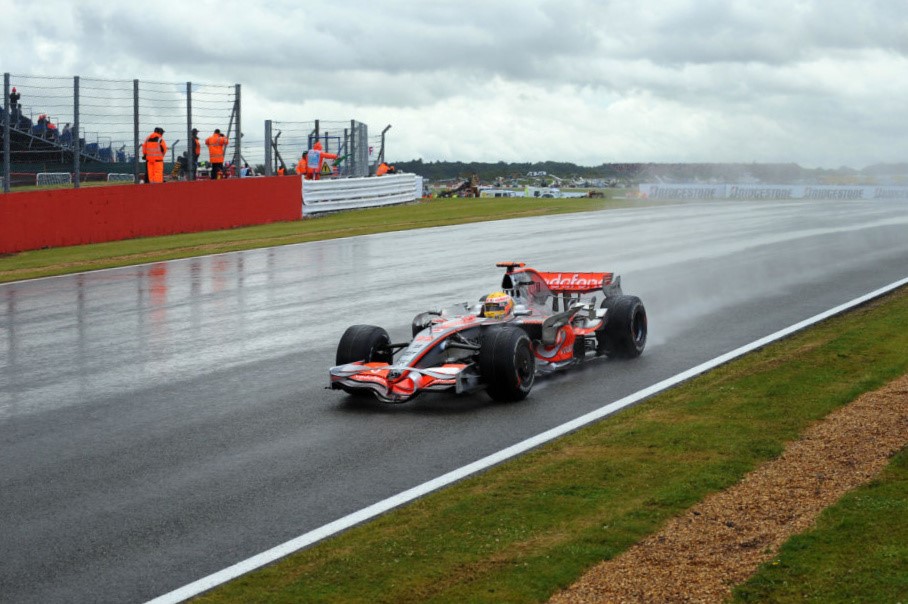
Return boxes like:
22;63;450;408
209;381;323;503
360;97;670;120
302;173;423;216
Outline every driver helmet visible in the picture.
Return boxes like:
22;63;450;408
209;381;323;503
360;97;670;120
482;291;515;319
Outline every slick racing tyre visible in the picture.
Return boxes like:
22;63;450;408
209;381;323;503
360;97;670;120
480;326;535;402
336;325;393;365
596;295;647;358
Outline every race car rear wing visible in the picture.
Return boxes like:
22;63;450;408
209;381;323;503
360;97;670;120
537;271;619;295
497;262;624;307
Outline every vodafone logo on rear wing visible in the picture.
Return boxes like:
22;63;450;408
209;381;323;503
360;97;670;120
538;272;614;293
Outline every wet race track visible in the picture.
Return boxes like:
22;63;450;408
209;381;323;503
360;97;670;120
2;198;908;603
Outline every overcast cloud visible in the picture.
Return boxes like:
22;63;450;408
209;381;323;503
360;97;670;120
3;0;908;168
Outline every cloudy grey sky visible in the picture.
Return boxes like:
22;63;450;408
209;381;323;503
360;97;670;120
3;0;907;168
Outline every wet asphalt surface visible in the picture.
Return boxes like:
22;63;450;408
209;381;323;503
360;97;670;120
1;198;907;603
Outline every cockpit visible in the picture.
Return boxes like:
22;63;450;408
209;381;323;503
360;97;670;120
498;268;555;317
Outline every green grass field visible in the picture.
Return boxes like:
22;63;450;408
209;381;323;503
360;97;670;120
3;196;905;602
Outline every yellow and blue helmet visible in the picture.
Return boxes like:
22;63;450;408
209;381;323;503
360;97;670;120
482;291;515;319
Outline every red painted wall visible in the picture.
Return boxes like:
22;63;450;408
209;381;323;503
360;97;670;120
0;177;303;253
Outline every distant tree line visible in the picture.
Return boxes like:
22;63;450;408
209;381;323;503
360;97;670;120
390;159;908;185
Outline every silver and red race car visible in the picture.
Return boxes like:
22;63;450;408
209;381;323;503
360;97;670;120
329;262;647;403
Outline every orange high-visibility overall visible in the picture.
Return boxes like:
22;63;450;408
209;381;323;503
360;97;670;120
142;132;167;183
305;141;337;180
206;134;228;163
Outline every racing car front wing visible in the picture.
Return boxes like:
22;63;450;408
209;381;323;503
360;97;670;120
329;362;479;403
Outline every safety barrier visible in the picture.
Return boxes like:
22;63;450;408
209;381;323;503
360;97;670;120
0;177;302;254
302;173;423;215
36;172;73;186
0;174;423;254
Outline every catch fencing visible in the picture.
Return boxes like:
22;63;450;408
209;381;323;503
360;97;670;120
2;72;240;191
3;72;398;200
265;119;373;179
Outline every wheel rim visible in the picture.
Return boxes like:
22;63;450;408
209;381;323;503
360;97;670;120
632;309;647;345
515;345;534;387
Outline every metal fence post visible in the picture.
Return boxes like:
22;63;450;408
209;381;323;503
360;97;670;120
3;73;10;193
133;79;140;184
73;76;81;189
379;124;391;167
349;119;356;178
234;83;241;172
186;81;193;181
264;120;273;176
365;123;371;177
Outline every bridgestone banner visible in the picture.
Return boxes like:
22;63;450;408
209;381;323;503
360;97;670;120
639;184;908;200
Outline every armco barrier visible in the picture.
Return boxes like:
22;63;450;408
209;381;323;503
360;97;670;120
302;173;422;215
0;177;302;254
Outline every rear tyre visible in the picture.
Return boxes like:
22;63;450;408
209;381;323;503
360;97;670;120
336;325;393;365
480;327;535;402
596;296;647;358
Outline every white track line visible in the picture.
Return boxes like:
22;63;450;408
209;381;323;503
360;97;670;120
147;276;908;604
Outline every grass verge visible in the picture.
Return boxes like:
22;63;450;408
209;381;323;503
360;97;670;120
191;286;908;603
0;196;652;283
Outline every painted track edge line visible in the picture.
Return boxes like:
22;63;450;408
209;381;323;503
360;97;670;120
145;275;908;604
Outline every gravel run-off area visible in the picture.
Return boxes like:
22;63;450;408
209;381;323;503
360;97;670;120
549;374;908;603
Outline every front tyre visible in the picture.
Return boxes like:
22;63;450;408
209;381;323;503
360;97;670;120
336;325;393;365
596;296;647;358
480;327;535;402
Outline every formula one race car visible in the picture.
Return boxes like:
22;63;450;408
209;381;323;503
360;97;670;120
329;262;647;403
